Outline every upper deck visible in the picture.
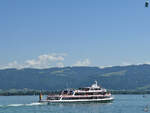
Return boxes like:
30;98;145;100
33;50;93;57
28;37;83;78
75;81;107;92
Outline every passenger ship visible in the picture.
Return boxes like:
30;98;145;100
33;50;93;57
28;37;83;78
39;81;114;103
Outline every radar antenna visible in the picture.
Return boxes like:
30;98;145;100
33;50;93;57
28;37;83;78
95;80;98;86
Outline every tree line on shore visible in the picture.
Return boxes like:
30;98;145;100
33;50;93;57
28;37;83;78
0;89;150;96
1;65;150;92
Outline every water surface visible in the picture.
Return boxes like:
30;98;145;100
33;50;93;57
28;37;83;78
0;95;149;113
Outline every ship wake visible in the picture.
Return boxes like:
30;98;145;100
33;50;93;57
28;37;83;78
0;102;47;108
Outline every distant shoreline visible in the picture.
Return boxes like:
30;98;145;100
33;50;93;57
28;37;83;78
0;89;150;96
110;90;150;95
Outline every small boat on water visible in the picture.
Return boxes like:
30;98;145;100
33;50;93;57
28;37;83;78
39;81;114;103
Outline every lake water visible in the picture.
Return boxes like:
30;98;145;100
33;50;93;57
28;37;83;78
0;95;150;113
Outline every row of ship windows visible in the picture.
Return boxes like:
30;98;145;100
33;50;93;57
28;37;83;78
62;97;108;100
47;97;60;100
74;92;107;95
78;88;101;91
47;96;109;100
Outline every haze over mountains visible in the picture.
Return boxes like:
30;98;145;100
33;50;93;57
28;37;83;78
1;64;150;91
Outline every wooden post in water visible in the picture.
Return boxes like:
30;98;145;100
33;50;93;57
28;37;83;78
39;93;42;101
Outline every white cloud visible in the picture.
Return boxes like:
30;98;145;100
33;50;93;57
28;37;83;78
99;65;114;69
56;62;64;68
73;58;91;66
99;61;150;69
145;62;150;65
121;62;148;66
99;62;136;69
38;54;64;62
3;55;150;70
0;61;20;69
0;53;66;69
122;62;132;66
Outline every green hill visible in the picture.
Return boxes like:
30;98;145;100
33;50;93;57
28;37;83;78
1;64;150;90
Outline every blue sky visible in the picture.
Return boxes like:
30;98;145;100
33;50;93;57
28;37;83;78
0;0;150;68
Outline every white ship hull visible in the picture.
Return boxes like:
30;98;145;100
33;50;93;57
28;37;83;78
40;97;114;103
39;81;114;103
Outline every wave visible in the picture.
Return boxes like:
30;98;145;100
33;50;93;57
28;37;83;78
7;104;24;107
25;102;47;106
0;105;4;107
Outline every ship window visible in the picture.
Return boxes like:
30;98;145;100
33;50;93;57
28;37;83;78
63;90;68;94
79;88;89;91
47;97;60;100
91;88;101;90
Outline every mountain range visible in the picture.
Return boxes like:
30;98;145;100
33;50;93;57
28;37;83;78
1;64;150;90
